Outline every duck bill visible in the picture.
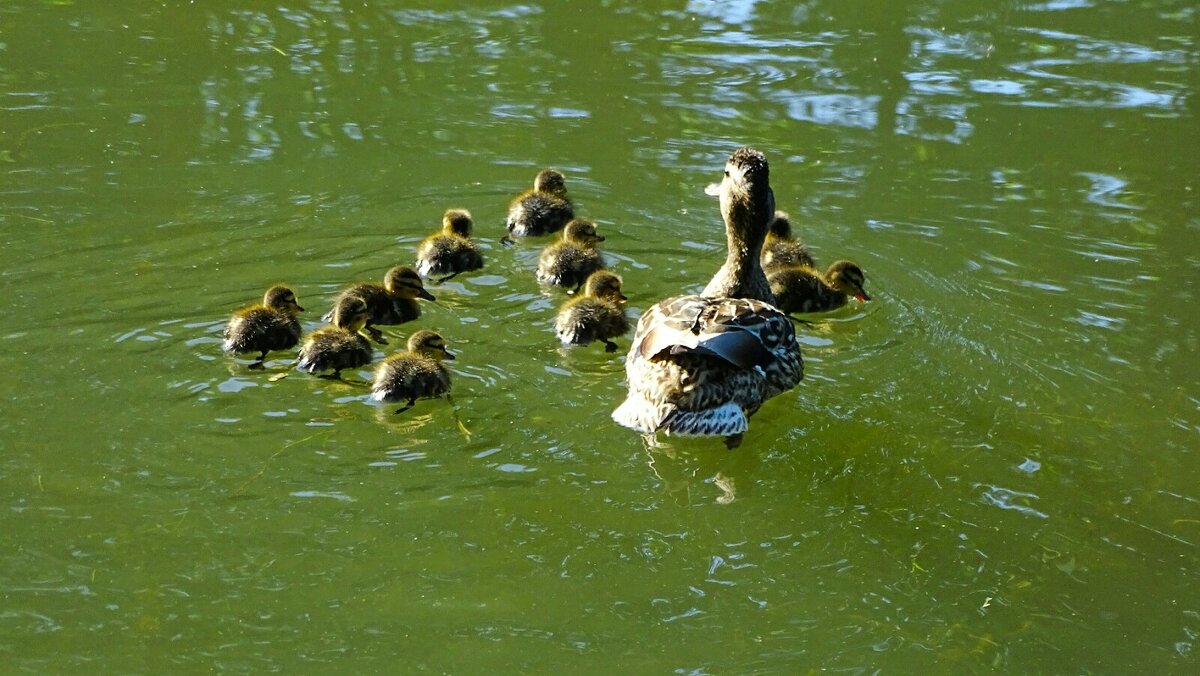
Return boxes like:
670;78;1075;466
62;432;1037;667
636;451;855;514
595;235;606;242
295;304;306;312
618;293;628;302
419;289;436;301
854;292;871;302
442;349;456;360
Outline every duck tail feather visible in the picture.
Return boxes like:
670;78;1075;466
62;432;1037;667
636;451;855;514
660;402;748;437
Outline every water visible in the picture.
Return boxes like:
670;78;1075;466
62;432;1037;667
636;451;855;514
2;1;1197;671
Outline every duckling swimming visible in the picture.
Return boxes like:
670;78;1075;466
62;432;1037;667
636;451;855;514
222;285;304;369
555;270;630;352
761;210;816;271
536;218;607;292
505;169;574;239
369;330;455;414
326;266;434;345
415;208;484;282
767;260;870;314
296;295;373;379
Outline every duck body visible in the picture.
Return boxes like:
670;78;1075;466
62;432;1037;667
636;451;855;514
297;295;373;377
506;169;574;238
761;211;816;270
369;330;455;413
536;218;606;290
767;260;870;314
296;327;372;376
222;285;304;368
326;266;434;344
555;271;630;352
613;147;803;446
415;208;484;280
612;295;802;438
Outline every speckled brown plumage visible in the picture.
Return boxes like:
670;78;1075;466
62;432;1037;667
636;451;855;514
613;147;803;446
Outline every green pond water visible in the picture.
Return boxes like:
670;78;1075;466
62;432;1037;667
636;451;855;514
2;0;1198;672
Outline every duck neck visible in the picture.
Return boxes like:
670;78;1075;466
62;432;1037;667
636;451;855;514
701;188;775;303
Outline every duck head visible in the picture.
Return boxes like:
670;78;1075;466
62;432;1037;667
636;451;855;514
766;210;792;241
563;218;604;246
264;285;304;314
583;270;627;303
384;266;436;301
331;295;370;332
442;208;473;237
826;260;871;302
408;329;455;361
533;169;567;196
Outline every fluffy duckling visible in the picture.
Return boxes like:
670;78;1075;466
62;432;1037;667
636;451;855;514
326;266;434;345
505;169;574;239
761;210;816;271
767;260;871;314
555;271;631;352
296;295;373;379
222;285;304;369
369;330;455;414
536;218;607;292
415;208;484;282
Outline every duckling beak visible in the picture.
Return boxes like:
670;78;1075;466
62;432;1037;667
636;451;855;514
442;348;456;360
295;303;306;312
595;234;605;242
419;289;436;301
704;183;721;197
618;293;628;302
854;292;870;302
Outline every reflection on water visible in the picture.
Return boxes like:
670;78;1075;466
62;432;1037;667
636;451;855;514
2;0;1198;672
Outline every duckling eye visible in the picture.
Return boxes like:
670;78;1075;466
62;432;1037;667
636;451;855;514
724;170;730;177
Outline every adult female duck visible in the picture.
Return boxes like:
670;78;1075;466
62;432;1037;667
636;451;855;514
612;147;803;448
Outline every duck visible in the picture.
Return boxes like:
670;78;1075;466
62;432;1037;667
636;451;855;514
761;210;817;271
222;285;304;369
555;270;630;352
369;330;455;414
415;208;484;282
768;260;870;314
296;295;374;378
612;147;804;449
535;218;607;292
504;169;574;239
325;266;434;345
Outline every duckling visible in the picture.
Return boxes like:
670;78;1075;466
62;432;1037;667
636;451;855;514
296;295;374;379
222;285;304;369
613;147;804;449
369;330;455;414
761;210;816;271
555;270;631;352
767;260;871;314
504;169;574;239
536;218;607;292
325;266;434;345
415;208;484;282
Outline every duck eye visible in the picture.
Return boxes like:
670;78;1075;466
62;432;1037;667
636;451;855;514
724;170;730;177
